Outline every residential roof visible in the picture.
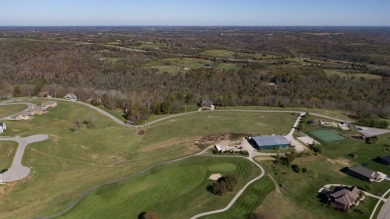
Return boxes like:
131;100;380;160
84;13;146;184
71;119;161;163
65;93;77;98
252;135;290;147
331;186;360;207
379;156;390;163
356;126;390;138
349;165;375;179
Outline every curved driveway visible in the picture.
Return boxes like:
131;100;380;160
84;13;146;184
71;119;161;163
0;134;48;183
0;101;35;120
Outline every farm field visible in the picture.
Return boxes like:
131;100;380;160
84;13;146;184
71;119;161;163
0;141;17;172
59;156;259;219
0;104;26;118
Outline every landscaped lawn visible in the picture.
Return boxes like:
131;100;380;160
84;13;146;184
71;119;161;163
0;141;17;172
0;104;27;118
59;156;259;219
0;99;296;219
259;155;385;219
204;176;275;219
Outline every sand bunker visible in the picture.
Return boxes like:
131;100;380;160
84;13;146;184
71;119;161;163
209;173;222;181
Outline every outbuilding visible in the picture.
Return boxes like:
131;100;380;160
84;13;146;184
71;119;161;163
249;135;290;150
0;123;5;133
347;165;381;182
65;93;77;101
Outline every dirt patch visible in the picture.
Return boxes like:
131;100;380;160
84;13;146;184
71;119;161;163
0;182;17;198
194;133;248;150
49;134;60;143
334;157;351;166
209;173;222;181
139;137;200;152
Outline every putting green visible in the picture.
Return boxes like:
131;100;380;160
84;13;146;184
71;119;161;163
208;163;237;172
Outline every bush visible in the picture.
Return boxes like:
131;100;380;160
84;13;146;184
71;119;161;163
302;167;307;172
310;144;322;153
138;211;158;219
291;164;301;172
207;174;238;196
366;136;379;144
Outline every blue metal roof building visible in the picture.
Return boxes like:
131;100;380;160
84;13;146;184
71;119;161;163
250;135;290;150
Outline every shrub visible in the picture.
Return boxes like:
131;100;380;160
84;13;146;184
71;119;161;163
291;164;301;173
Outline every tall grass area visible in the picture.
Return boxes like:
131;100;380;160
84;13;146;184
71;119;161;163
59;156;259;219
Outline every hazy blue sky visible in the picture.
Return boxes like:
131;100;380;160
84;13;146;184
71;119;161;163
0;0;389;26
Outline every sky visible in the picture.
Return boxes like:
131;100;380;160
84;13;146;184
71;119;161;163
0;0;389;26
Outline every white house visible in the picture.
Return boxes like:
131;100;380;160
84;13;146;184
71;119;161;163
65;93;77;101
0;123;5;133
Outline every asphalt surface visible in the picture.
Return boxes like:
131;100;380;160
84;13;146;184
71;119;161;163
0;134;48;183
0;101;35;120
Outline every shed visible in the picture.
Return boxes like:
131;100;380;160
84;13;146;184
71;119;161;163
65;93;77;101
378;156;390;165
249;135;290;150
347;165;381;182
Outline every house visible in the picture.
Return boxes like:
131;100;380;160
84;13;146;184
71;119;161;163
347;165;382;182
42;101;57;108
30;106;46;115
329;186;361;211
14;112;33;120
0;123;6;131
377;156;390;166
249;135;290;150
214;145;222;153
202;99;213;108
65;93;77;101
38;91;52;98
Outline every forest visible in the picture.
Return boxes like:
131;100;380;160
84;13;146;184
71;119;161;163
0;27;389;124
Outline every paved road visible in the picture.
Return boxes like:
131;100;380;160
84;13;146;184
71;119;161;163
0;101;35;120
370;189;390;219
0;134;48;183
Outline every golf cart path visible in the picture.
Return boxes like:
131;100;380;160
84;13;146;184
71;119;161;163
0;134;48;183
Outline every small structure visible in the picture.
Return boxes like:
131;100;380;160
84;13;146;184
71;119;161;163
347;165;382;182
65;93;77;101
377;156;390;166
249;135;290;150
14;112;33;120
0;123;6;133
329;186;361;211
38;91;52;98
30;106;46;115
42;101;57;109
202;99;213;108
214;145;222;153
204;64;211;69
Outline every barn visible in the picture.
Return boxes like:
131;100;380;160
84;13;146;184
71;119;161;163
249;135;290;150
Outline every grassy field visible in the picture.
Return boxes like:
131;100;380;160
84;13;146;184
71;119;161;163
145;57;212;73
204;176;275;219
0;99;297;219
201;49;236;58
324;69;382;80
0;104;27;118
200;49;276;61
59;156;259;219
0;141;17;172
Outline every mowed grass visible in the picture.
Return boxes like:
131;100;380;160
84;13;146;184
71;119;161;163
0;104;27;118
0;99;296;219
59;156;259;219
324;69;382;80
219;106;352;122
140;111;296;147
0;141;17;171
309;129;346;143
204;176;275;219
